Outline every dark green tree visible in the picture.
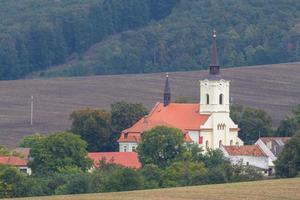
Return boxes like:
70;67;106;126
231;105;273;144
18;133;44;148
275;132;300;178
70;108;112;152
0;165;24;198
137;126;185;168
111;101;148;133
28;132;92;175
276;117;299;137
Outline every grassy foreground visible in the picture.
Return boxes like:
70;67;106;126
12;178;300;200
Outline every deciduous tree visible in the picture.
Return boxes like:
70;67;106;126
29;132;92;175
137;126;184;168
70;108;112;151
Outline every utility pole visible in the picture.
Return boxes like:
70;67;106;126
30;96;33;126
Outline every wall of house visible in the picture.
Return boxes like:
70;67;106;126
19;166;32;176
119;142;138;152
227;155;269;169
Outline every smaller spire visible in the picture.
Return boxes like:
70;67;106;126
163;73;171;106
209;29;220;76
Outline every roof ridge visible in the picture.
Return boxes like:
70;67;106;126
148;102;160;117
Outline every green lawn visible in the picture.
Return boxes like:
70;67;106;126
12;178;300;200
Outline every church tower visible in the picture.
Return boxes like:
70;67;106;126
200;31;230;114
163;73;171;106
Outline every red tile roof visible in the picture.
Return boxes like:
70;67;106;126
223;145;267;157
88;152;141;169
118;103;210;143
0;156;28;166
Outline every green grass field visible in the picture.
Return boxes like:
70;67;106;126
13;178;300;200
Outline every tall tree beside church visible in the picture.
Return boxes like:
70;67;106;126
276;104;300;137
275;131;300;178
111;101;148;133
230;105;273;144
70;108;112;152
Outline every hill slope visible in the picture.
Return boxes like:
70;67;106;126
0;63;300;148
15;178;300;200
2;0;300;80
39;0;300;78
0;0;178;80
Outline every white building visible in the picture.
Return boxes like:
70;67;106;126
255;137;290;171
118;31;243;152
221;145;269;170
0;156;32;175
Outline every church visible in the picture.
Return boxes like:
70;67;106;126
118;31;244;152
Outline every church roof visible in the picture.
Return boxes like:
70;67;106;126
223;145;267;157
118;102;210;143
88;152;141;169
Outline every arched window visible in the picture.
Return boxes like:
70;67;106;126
219;140;222;148
222;124;226;130
219;94;224;105
206;141;209;149
206;94;210;104
230;140;233;146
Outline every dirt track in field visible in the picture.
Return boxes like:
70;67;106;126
1;63;300;148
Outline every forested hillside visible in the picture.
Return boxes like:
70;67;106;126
1;0;300;79
0;0;178;80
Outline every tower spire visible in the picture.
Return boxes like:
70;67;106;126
209;30;220;76
163;72;171;106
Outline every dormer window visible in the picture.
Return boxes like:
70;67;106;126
219;94;223;105
124;133;128;139
206;94;210;104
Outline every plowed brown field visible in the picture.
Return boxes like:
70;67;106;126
1;63;300;148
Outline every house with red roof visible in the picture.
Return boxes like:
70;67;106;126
88;152;141;169
221;145;269;171
221;137;291;175
0;156;32;175
118;31;244;152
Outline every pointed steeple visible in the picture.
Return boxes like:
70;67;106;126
163;72;171;106
209;30;220;76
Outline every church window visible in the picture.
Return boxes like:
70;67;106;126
132;146;136;152
230;140;233;146
205;141;209;149
219;94;223;105
124;146;127;152
206;94;210;104
219;140;222;148
124;133;128;139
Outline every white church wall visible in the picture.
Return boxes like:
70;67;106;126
199;79;230;114
119;142;138;152
188;131;200;144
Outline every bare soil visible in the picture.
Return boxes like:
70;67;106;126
1;63;300;148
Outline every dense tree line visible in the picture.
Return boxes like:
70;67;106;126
0;127;262;198
44;0;300;77
0;0;179;80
